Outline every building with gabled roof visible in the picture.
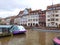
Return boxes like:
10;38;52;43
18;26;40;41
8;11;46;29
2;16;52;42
46;4;60;27
17;8;46;27
5;15;17;25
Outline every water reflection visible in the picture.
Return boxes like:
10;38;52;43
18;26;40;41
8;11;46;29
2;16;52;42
0;34;26;45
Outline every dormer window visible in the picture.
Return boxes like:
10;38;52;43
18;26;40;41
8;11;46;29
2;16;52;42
48;7;56;10
23;9;28;15
56;14;59;17
56;7;60;9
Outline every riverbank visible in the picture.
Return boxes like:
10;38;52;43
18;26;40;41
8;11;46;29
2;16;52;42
25;26;60;30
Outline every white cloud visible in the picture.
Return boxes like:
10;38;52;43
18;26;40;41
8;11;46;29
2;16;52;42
0;0;60;18
0;8;20;18
26;0;60;10
11;8;20;15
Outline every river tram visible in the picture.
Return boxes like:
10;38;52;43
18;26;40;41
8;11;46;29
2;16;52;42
0;25;26;36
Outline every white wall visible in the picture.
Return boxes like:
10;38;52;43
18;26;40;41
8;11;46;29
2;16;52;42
46;10;60;27
27;14;39;26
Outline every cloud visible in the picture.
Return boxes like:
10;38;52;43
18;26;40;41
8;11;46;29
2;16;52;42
0;0;60;18
0;0;60;10
0;0;30;10
0;8;20;18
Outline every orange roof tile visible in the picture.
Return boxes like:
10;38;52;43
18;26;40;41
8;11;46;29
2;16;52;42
47;4;60;9
29;9;42;14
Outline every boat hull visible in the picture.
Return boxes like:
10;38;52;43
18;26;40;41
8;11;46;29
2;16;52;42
12;30;26;34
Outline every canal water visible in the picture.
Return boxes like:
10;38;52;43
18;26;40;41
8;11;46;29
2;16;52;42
0;30;60;45
0;34;26;45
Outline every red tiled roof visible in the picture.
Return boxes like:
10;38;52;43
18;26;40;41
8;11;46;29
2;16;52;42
17;8;42;16
29;9;42;14
25;8;32;12
18;8;32;15
19;11;23;14
47;4;60;9
5;15;17;19
30;10;41;13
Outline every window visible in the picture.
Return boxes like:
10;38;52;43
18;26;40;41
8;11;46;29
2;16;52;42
34;13;36;15
51;18;54;21
28;23;30;25
47;11;51;14
56;23;58;25
31;19;32;21
51;14;54;17
56;14;59;17
0;28;2;32
2;28;9;33
28;19;30;21
48;15;50;17
32;13;33;15
55;10;58;13
48;23;50;26
52;14;54;17
56;19;59;21
48;19;50;21
28;19;32;21
36;19;38;21
51;22;55;25
33;23;35;25
33;19;35;21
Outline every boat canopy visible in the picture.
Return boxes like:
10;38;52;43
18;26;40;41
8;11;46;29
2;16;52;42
10;25;26;32
0;25;12;28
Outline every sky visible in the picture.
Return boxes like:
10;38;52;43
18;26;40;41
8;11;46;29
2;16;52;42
0;0;60;18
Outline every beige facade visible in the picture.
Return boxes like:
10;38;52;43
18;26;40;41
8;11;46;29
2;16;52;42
27;14;39;26
46;4;60;27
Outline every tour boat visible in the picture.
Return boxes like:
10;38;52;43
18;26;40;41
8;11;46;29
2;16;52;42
10;25;26;34
0;25;26;35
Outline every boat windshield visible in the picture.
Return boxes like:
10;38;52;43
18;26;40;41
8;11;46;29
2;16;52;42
18;26;26;30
